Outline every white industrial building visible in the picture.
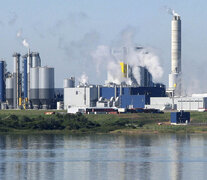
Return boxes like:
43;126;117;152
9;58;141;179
64;85;98;109
146;96;207;111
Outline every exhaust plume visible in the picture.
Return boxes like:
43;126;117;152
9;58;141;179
79;73;89;85
165;7;179;16
17;30;30;48
91;28;164;85
22;39;29;48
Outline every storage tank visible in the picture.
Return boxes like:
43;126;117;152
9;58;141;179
39;67;54;109
31;52;41;68
30;67;40;108
64;77;75;88
6;77;14;108
0;61;6;102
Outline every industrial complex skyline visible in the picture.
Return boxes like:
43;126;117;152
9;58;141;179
0;0;207;93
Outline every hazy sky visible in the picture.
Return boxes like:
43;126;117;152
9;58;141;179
0;0;207;92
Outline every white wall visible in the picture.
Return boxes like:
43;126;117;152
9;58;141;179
64;86;98;109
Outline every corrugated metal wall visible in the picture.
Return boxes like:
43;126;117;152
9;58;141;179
120;95;145;108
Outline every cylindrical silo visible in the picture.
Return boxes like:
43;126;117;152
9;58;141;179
30;67;40;108
6;77;14;108
0;61;6;102
31;52;41;68
64;77;75;88
39;67;54;109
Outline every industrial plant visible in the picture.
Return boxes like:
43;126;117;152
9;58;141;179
0;11;206;113
0;51;57;109
64;12;207;113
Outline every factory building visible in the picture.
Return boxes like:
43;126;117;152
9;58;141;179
145;96;207;111
64;82;166;110
64;85;98;109
64;50;166;111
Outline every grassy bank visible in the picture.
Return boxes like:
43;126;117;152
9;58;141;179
1;110;207;134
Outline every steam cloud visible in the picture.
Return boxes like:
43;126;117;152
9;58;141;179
91;28;164;85
79;73;89;85
22;39;29;48
17;30;30;48
165;7;179;16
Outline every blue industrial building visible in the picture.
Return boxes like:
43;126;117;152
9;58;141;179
99;85;166;109
119;94;145;108
0;61;6;102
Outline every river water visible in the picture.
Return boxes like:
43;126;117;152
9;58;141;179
0;133;207;180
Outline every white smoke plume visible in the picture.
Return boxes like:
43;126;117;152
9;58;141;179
17;30;30;48
91;28;164;85
79;73;89;85
165;7;179;16
22;39;29;48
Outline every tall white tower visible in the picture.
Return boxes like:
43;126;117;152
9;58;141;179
169;15;181;96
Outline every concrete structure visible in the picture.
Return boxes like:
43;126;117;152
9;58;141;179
169;15;182;96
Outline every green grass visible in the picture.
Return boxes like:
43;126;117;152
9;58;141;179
0;110;207;134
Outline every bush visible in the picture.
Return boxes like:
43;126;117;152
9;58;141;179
0;113;100;131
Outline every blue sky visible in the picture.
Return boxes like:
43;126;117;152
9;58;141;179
0;0;207;91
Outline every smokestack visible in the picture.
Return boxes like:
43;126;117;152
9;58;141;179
27;49;32;101
13;53;21;108
169;14;182;96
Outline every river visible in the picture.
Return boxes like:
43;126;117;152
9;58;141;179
0;134;207;180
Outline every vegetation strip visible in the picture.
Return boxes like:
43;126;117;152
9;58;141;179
0;111;207;134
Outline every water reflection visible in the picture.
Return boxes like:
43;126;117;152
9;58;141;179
0;134;207;179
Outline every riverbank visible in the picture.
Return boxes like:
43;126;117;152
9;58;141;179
1;110;207;134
